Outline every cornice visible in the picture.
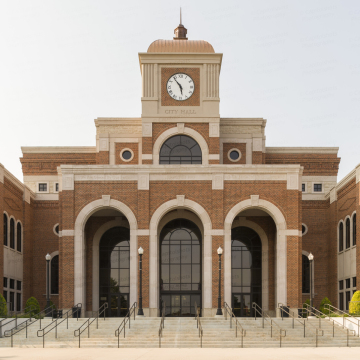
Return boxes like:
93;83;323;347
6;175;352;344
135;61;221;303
59;164;302;176
21;146;96;154
266;147;339;154
94;118;142;127
220;118;267;127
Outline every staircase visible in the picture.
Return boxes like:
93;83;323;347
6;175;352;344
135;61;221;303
1;316;360;348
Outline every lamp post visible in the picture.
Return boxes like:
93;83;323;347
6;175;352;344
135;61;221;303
45;253;51;316
138;247;144;316
308;252;314;310
216;246;223;316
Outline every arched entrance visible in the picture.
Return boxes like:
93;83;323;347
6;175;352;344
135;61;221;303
159;218;202;317
231;226;262;317
99;226;130;317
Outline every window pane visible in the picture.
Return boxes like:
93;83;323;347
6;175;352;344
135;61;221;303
16;293;21;312
17;223;21;252
170;265;180;283
159;135;202;164
51;255;59;294
181;245;191;263
10;219;15;249
3;214;8;246
181;265;191;283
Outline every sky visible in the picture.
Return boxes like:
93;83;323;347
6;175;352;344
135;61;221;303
0;0;359;181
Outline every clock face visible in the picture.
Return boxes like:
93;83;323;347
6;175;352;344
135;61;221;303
166;73;195;101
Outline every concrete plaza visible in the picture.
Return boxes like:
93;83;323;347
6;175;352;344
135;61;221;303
0;348;359;360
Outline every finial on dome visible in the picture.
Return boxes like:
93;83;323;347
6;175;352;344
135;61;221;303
174;7;187;40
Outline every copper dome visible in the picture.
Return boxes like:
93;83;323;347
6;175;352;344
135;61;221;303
147;39;215;53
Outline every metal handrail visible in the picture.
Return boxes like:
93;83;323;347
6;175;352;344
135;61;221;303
223;302;246;348
252;302;286;347
114;302;137;348
158;301;166;348
3;305;58;347
324;303;360;336
74;302;107;348
303;303;356;347
194;302;203;348
37;303;82;348
0;304;36;337
277;303;323;347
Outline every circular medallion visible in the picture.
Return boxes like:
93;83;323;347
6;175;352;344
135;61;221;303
166;73;194;101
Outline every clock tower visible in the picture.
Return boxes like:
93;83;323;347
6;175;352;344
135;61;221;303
139;21;223;164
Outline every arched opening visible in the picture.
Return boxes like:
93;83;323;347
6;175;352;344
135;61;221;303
159;135;202;164
231;226;262;317
99;226;130;317
159;218;202;317
3;213;8;246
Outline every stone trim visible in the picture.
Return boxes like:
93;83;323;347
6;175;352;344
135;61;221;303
266;147;339;154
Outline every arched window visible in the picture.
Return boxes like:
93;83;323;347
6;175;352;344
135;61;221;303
51;255;59;294
339;223;343;252
346;218;351;249
159;135;202;164
17;223;22;252
10;218;15;249
353;214;356;246
3;214;8;246
302;255;310;293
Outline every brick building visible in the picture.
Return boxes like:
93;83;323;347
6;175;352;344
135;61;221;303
1;23;359;318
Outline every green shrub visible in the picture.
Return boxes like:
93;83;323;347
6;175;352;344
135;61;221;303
25;297;40;316
0;293;7;317
349;291;360;316
319;297;332;315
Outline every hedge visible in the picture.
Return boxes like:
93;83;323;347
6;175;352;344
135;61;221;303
349;291;360;316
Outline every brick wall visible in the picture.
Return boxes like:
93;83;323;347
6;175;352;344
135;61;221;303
21;153;96;175
265;153;340;176
115;143;139;165
96;151;109;165
223;143;246;165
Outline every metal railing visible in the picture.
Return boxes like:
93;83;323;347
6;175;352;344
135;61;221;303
0;304;36;339
114;302;137;348
223;302;246;348
194;302;203;348
324;304;360;336
303;303;356;347
252;302;286;347
278;303;323;347
3;305;58;346
74;302;107;348
158;301;166;348
37;303;82;348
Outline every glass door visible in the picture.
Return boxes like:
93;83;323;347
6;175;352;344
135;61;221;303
109;293;128;317
232;294;252;317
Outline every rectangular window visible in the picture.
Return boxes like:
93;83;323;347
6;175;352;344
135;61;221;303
339;292;344;310
9;292;14;311
38;183;47;192
3;290;7;303
346;278;351;289
16;293;21;312
302;184;305;192
3;277;7;289
55;183;59;192
9;279;15;289
339;280;344;290
346;291;351;311
353;277;357;288
313;184;322;192
17;280;21;291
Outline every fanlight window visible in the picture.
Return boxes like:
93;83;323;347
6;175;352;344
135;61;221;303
159;135;202;164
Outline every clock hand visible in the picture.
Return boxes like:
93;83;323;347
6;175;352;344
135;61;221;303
174;78;183;95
